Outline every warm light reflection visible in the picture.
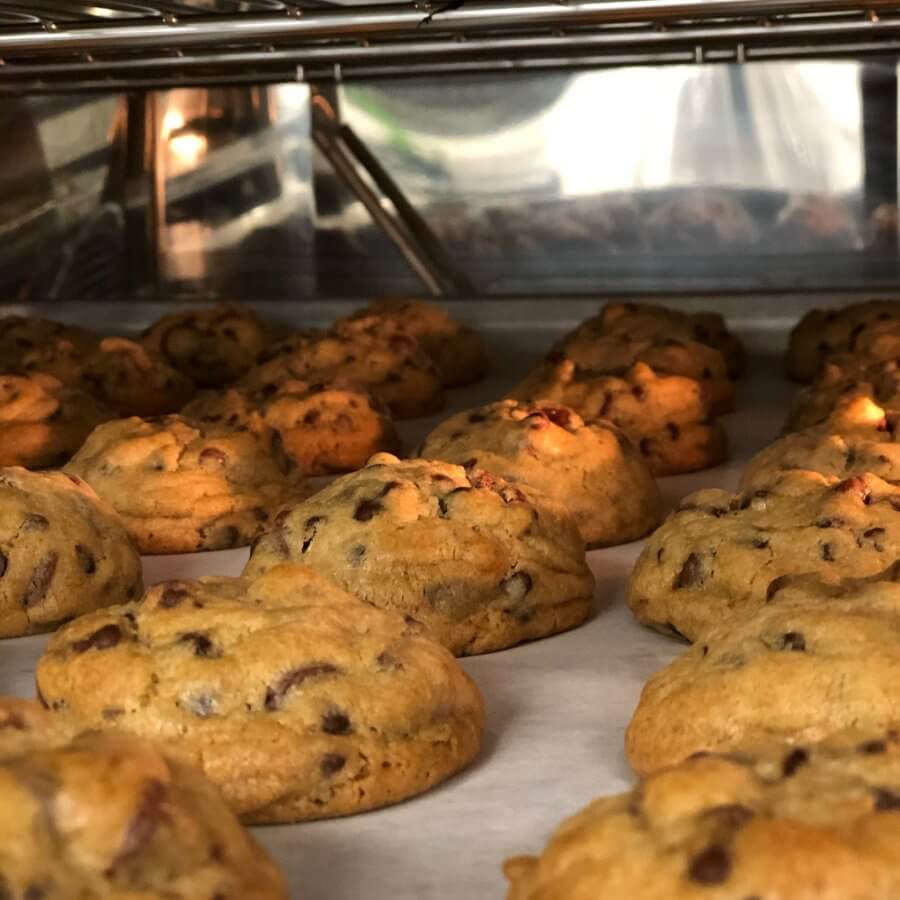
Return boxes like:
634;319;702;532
169;131;208;167
162;109;186;137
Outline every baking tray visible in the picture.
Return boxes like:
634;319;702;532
0;298;829;899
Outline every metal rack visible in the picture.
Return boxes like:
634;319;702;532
1;1;900;90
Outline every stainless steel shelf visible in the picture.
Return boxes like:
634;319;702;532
1;1;900;90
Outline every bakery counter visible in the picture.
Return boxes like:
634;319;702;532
0;298;811;899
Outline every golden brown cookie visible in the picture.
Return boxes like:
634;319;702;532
0;698;286;898
36;563;485;824
743;395;900;490
420;400;662;547
64;415;307;554
337;299;487;388
506;732;900;900
141;304;269;387
81;337;196;417
509;359;728;477
0;467;142;637
248;324;444;420
646;190;759;255
244;454;594;656
0;373;113;469
626;566;900;775
182;379;399;476
629;469;900;643
0;315;97;382
787;299;900;382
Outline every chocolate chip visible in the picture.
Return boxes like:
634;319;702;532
438;498;450;517
781;631;806;651
765;574;794;601
632;385;646;400
860;739;888;755
321;708;352;735
102;707;124;721
468;412;487;423
354;499;384;521
265;663;340;711
116;780;167;861
303;409;321;425
0;552;7;578
705;803;754;829
751;537;769;549
673;553;702;589
321;753;346;776
348;544;366;565
159;586;189;609
461;458;478;469
23;514;49;531
833;476;869;501
23;553;58;608
874;788;900;810
199;447;228;466
864;527;886;540
688;845;731;884
75;544;96;575
73;624;122;653
665;422;680;439
541;407;572;427
782;747;809;776
639;437;653;456
820;542;835;562
180;632;217;657
302;516;324;553
501;571;533;601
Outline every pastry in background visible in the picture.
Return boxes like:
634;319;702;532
81;337;195;417
0;314;97;378
183;380;399;476
141;303;269;387
629;469;900;643
0;372;112;469
506;729;900;899
786;298;900;382
36;563;485;824
244;454;594;656
248;323;444;420
771;194;861;252
646;189;759;253
743;395;900;490
509;359;728;476
336;299;487;388
866;201;898;251
420;400;662;547
626;566;900;775
0;698;287;898
0;467;141;637
64;415;307;554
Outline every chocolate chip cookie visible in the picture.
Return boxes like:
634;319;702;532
0;315;97;381
336;299;487;388
244;454;594;655
0;373;113;469
0;697;287;898
787;299;900;382
36;563;485;824
81;337;196;417
509;359;728;476
0;467;142;637
507;731;900;900
626;566;900;774
141;304;269;387
420;400;662;547
629;469;900;643
248;324;444;420
182;380;399;476
743;395;900;490
64;415;307;554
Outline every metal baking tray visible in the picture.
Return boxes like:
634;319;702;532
0;295;858;899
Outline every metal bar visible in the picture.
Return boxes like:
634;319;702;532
336;121;477;296
311;124;447;297
0;0;893;55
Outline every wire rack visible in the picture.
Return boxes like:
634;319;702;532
1;1;900;90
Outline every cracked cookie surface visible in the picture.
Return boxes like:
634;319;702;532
36;563;484;824
629;469;900;642
64;415;307;554
0;697;286;898
244;453;594;655
0;467;142;638
420;400;662;547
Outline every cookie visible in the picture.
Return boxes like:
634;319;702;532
628;469;900;643
506;731;900;900
141;304;269;387
182;379;400;476
787;299;900;382
772;194;860;251
36;563;485;824
244;453;594;655
509;359;728;476
64;415;307;554
0;697;287;898
81;337;196;417
337;299;487;388
626;566;900;774
0;467;141;637
646;190;759;253
743;395;900;490
419;400;663;547
0;373;113;469
0;315;97;379
248;324;444;420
